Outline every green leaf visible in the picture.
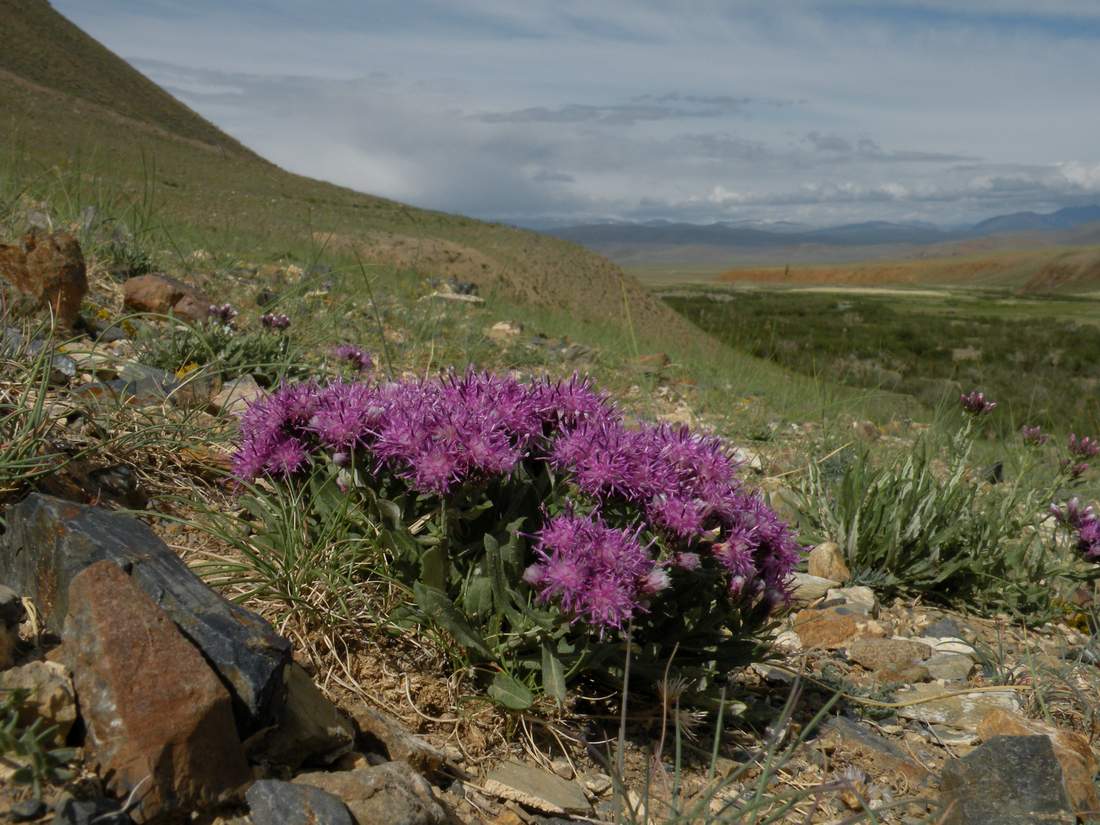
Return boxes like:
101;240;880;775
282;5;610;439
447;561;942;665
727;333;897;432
488;671;534;710
412;582;492;659
462;575;493;618
419;544;448;591
540;640;566;703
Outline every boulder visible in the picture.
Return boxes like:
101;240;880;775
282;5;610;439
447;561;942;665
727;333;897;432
247;780;354;825
294;762;448;825
807;542;850;583
63;561;250;822
0;494;291;731
122;274;210;323
0;232;87;328
977;708;1100;817
0;660;77;744
938;735;1075;824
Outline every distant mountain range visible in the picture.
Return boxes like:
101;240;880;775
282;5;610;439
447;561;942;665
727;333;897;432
542;205;1100;252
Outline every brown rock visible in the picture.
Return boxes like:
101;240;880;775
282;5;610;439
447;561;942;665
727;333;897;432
807;542;850;583
63;561;250;822
977;708;1100;817
820;717;931;786
347;702;449;773
792;605;889;650
846;638;932;672
294;762;448;825
122;274;210;323
211;374;265;417
0;232;87;327
876;663;931;684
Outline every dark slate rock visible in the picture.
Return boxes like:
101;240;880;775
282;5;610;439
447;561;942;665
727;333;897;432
922;617;963;640
51;797;131;825
1;327;77;385
1;494;291;732
246;780;355;825
938;735;1075;825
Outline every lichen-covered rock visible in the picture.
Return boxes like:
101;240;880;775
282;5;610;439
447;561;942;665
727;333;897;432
63;561;250;822
0;494;291;731
0;660;76;744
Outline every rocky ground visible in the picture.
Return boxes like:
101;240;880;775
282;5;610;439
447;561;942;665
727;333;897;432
2;230;1100;825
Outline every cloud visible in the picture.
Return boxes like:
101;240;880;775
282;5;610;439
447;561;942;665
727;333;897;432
53;0;1100;227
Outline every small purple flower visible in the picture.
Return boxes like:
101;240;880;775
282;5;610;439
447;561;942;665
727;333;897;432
1020;425;1048;446
208;303;238;326
1052;498;1100;561
1061;459;1091;480
959;391;996;415
331;344;373;373
261;312;291;330
1052;498;1094;528
1069;433;1100;459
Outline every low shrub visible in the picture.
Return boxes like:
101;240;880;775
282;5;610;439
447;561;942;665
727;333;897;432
798;394;1100;616
229;370;802;706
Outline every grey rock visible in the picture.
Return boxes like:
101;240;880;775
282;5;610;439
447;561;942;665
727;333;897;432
923;617;963;639
0;494;291;732
924;652;976;682
825;585;876;615
821;716;931;785
294;762;448;825
247;663;356;770
938;735;1075;824
483;761;590;815
789;572;838;605
1;327;76;386
895;683;1020;731
247;780;354;825
10;798;47;822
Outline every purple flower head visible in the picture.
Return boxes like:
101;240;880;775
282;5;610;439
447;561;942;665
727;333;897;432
533;374;619;429
1069;433;1100;459
1061;459;1091;480
261;312;291;330
307;381;380;449
526;511;655;631
331;344;373;373
1079;519;1100;561
208;303;238;326
959;391;997;415
232;382;320;480
1051;498;1095;529
1020;425;1048;446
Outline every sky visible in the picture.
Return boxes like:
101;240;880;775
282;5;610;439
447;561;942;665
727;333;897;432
54;1;1100;228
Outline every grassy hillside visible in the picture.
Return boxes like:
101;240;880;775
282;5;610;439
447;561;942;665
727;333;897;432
0;0;686;334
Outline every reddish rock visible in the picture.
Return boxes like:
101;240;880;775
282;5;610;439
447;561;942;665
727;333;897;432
977;708;1100;817
63;561;250;822
792;605;889;650
122;274;210;323
0;232;87;327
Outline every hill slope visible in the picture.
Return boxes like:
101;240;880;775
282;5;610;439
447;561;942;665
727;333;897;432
0;0;680;333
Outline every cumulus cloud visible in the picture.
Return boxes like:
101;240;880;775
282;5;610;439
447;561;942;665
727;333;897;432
53;0;1100;226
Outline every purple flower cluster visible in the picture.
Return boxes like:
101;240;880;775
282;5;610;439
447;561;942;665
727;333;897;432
1051;498;1100;560
261;312;291;330
959;391;997;415
331;344;373;373
1020;425;1049;446
208;303;238;326
524;512;660;630
1069;433;1100;459
233;370;801;627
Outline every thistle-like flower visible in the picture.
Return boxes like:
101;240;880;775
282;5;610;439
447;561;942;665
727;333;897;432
331;344;373;373
1020;425;1048;446
208;303;238;326
261;312;291;330
1069;433;1100;459
959;391;996;415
